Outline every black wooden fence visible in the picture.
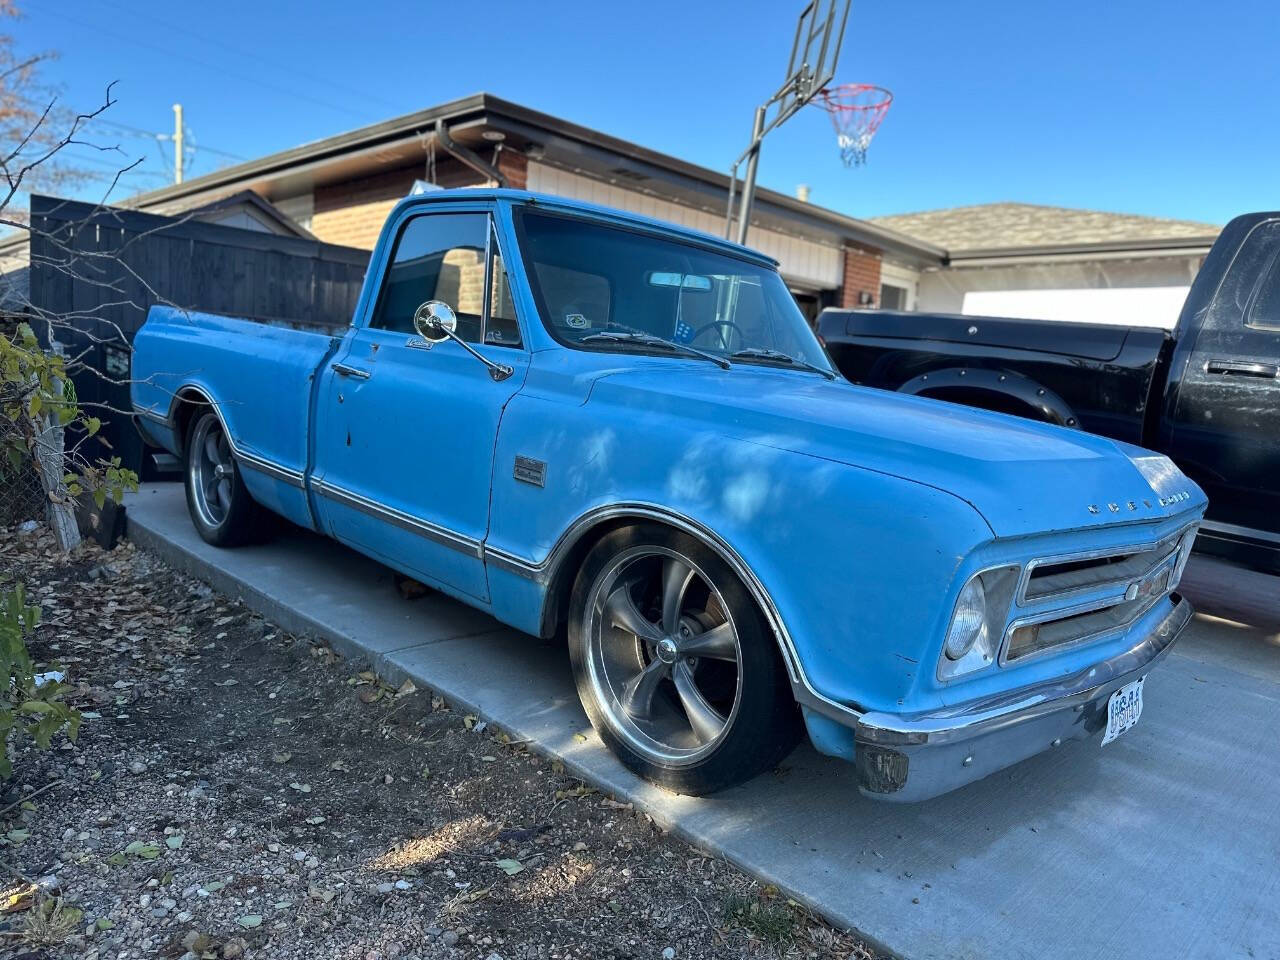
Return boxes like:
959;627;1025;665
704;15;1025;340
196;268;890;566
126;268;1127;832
25;194;370;476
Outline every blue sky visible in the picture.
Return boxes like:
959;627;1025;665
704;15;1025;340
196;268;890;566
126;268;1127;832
18;0;1279;225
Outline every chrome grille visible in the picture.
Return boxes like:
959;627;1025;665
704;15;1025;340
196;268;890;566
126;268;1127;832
1020;527;1186;604
1002;524;1195;665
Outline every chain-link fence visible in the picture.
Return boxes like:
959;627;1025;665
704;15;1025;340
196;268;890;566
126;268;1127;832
0;413;46;526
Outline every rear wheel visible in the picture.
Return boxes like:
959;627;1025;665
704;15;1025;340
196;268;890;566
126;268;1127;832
184;411;263;546
568;524;801;794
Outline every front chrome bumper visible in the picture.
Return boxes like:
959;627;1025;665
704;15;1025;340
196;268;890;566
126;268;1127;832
853;593;1193;802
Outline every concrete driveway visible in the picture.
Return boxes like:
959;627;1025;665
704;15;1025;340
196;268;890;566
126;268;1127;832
126;484;1280;960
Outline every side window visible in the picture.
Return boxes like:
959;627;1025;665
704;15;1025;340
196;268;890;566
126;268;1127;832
372;213;488;341
486;226;523;348
1245;248;1280;332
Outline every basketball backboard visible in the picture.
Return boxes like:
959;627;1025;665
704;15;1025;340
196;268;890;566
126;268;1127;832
771;0;852;128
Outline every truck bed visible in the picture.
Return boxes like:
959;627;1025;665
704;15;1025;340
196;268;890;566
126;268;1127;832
131;306;337;526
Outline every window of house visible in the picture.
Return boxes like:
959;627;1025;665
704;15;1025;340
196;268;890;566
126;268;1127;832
880;283;908;311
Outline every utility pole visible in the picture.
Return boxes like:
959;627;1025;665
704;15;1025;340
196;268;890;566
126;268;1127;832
172;103;184;184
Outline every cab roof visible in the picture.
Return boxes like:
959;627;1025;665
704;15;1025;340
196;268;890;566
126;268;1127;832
390;187;780;268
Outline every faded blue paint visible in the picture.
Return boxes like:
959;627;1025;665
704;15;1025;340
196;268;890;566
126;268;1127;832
130;188;1207;768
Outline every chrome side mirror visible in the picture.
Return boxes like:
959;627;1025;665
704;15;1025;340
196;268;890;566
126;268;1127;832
409;300;514;383
413;300;457;343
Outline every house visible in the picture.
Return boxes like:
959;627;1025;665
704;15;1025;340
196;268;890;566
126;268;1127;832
112;93;942;323
870;203;1220;327
6;93;1223;330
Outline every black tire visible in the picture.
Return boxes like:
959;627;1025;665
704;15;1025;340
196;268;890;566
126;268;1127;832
568;523;802;795
183;411;266;547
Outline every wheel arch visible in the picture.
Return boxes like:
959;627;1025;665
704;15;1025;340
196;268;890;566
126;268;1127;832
529;503;857;725
899;367;1080;428
168;384;224;457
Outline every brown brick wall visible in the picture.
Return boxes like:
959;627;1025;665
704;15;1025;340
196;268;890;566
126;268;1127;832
839;244;883;308
312;165;420;249
310;156;497;250
496;149;528;189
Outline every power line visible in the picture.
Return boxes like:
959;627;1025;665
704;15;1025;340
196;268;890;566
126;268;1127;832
43;6;381;123
98;0;405;116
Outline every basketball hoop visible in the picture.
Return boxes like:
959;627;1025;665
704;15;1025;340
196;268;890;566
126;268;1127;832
815;83;893;167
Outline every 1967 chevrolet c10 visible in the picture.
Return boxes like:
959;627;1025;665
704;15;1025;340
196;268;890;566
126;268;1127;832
131;189;1207;802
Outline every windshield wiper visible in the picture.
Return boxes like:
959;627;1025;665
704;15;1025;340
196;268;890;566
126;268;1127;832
728;347;837;380
579;330;731;370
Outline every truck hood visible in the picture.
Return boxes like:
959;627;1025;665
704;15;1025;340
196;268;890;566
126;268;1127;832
592;367;1204;538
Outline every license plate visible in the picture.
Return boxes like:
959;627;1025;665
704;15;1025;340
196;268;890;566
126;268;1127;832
1101;677;1144;746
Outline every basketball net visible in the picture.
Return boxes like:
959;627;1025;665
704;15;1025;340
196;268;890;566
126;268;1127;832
815;84;893;167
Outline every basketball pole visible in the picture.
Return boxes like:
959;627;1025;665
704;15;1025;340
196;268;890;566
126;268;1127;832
733;107;767;246
723;0;851;245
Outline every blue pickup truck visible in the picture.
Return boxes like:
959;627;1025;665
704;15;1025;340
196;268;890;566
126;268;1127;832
131;189;1205;802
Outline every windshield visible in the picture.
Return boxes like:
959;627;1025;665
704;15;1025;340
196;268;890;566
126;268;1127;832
515;210;835;374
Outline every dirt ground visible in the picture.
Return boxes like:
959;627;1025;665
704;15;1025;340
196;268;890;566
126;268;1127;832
0;522;880;960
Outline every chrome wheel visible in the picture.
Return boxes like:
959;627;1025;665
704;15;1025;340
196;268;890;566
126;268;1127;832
584;546;743;766
190;415;235;528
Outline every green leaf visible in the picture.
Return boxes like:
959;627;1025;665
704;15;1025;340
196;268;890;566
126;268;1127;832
123;840;162;860
86;416;101;436
237;915;262;928
27;392;41;417
93;487;106;510
6;828;30;844
166;834;184;849
96;917;115;931
494;858;524;875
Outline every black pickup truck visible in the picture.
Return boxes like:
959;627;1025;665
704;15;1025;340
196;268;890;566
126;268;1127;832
819;211;1280;572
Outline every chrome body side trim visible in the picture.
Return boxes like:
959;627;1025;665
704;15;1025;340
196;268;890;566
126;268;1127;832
484;545;542;580
310;477;484;560
165;386;308;490
482;502;865;726
131;402;171;428
236;448;306;489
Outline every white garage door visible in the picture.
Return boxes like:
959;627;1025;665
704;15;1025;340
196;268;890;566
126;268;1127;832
961;286;1190;329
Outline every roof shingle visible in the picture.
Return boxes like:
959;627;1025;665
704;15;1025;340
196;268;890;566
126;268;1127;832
869;202;1220;252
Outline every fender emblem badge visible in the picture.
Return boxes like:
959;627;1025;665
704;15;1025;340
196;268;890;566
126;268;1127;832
514;456;546;488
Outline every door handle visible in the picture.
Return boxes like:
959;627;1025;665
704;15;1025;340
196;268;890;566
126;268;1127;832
331;362;372;380
1205;359;1278;378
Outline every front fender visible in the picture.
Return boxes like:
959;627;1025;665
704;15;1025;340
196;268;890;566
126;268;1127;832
485;382;993;720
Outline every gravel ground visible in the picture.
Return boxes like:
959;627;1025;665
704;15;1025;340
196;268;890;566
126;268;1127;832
0;522;880;960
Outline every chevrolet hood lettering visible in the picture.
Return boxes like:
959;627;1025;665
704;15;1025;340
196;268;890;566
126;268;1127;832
594;369;1207;539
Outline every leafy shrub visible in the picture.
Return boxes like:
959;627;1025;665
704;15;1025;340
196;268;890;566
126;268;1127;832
0;584;80;777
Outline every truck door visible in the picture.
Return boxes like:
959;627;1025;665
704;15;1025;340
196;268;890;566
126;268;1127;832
311;206;528;601
1166;218;1280;542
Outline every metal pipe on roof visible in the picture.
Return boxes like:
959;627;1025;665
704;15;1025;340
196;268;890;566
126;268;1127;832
434;119;506;187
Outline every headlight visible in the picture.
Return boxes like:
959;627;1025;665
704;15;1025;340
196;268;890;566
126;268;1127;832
944;577;986;660
938;566;1020;681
